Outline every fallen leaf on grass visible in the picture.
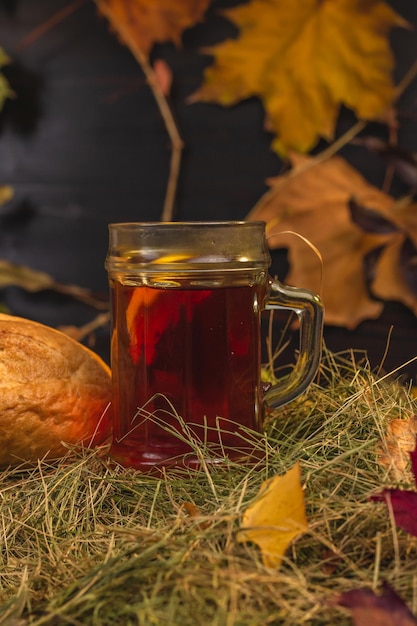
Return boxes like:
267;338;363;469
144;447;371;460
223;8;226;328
371;440;417;537
191;0;406;154
95;0;210;58
378;417;417;480
335;582;417;625
320;548;342;575
182;502;212;530
237;461;308;568
247;153;394;328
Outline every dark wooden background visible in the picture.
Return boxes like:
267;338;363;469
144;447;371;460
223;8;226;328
0;0;416;380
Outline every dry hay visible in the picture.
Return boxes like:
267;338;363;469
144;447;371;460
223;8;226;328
1;348;417;625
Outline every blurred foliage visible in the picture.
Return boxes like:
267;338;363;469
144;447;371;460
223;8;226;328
0;46;13;110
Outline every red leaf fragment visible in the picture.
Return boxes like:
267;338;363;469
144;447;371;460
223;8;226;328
371;438;417;537
336;582;417;625
371;490;417;537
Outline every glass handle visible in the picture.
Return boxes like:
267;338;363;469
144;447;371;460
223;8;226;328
264;279;324;408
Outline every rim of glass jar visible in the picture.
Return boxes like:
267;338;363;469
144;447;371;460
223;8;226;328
106;221;270;272
107;220;266;229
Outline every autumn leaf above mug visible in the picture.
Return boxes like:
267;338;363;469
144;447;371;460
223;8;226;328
248;153;417;329
190;0;407;155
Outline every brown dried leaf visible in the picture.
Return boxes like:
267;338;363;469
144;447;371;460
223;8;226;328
370;202;417;314
0;260;57;291
95;0;210;58
182;502;212;530
0;260;108;310
248;153;394;328
378;417;417;480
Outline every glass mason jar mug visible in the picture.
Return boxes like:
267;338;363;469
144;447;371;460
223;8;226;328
105;221;324;471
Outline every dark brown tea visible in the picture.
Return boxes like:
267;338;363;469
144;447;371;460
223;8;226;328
109;278;267;470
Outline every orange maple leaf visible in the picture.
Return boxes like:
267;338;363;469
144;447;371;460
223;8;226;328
191;0;407;155
95;0;210;58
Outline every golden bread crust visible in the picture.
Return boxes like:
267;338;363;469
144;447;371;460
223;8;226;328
0;314;112;467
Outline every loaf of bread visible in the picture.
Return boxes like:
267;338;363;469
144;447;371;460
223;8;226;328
0;313;112;467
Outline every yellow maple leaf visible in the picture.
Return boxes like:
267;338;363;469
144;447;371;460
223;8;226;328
95;0;210;59
191;0;407;155
237;461;308;569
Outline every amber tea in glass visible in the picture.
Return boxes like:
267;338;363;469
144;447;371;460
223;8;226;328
106;222;323;471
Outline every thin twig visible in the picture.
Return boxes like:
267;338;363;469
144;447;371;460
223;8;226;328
394;57;417;100
129;49;184;222
16;0;183;222
96;2;184;221
247;120;367;219
16;0;88;52
58;311;110;342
